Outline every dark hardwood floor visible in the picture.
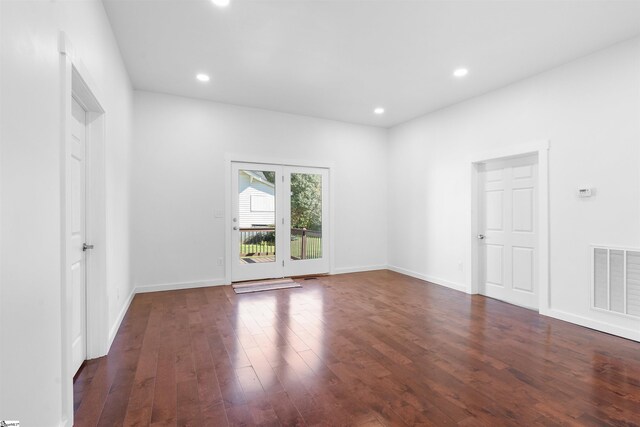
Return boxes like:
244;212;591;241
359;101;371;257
74;270;640;426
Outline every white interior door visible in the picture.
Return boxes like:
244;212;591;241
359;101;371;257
70;98;87;373
479;155;538;309
231;162;330;282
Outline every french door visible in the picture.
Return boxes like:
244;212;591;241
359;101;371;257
231;162;329;282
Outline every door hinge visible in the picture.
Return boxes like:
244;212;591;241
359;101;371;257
282;218;284;225
282;260;285;267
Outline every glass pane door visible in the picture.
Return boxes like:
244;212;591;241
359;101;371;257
284;166;329;276
231;163;283;282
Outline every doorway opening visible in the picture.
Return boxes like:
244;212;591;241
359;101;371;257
230;162;330;282
470;141;550;313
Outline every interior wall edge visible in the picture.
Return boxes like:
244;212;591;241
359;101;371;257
107;286;135;351
331;265;388;275
135;278;227;294
386;265;468;293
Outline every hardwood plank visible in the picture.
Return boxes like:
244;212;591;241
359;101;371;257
75;270;640;426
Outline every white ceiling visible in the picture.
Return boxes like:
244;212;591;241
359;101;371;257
103;0;640;127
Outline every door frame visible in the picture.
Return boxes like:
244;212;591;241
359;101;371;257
224;153;335;284
59;32;108;426
469;140;549;314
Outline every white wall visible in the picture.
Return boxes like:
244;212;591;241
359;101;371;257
0;1;133;425
132;91;388;290
388;37;640;339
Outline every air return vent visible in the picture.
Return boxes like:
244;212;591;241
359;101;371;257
592;246;640;317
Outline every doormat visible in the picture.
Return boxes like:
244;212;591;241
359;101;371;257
232;278;301;294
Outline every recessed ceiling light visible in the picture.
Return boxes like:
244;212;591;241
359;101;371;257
374;107;385;115
211;0;230;7
453;68;469;78
196;73;210;82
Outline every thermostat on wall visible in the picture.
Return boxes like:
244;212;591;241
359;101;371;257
578;188;592;198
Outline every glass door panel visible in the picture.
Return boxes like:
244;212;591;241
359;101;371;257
231;163;283;282
238;169;277;264
284;166;330;277
290;172;322;260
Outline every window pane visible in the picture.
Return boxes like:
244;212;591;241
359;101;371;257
238;170;276;264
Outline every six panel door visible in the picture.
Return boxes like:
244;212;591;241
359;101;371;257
479;155;538;309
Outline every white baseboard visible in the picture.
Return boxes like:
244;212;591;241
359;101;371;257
332;264;387;275
135;278;227;294
108;287;135;349
386;265;468;293
544;308;640;342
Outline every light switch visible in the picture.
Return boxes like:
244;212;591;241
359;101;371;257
214;209;223;218
578;188;592;198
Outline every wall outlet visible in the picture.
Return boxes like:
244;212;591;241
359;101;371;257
217;257;224;266
458;261;464;272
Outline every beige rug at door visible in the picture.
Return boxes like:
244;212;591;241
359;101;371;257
232;278;301;294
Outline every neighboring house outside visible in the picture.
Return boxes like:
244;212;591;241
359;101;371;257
238;170;275;228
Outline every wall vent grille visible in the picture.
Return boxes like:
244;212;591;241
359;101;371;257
592;246;640;318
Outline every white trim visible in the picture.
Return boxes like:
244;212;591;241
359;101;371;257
225;152;337;170
545;308;640;342
469;140;550;314
135;279;227;294
108;288;135;348
332;265;388;275
387;265;468;293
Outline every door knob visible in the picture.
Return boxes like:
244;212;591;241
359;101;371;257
233;226;238;230
83;243;94;251
477;234;485;240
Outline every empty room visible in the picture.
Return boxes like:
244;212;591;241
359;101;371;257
2;0;640;425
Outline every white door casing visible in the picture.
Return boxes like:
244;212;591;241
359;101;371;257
479;155;538;309
70;98;87;374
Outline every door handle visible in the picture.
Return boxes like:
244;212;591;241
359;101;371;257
83;243;94;251
233;226;238;230
477;234;486;240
